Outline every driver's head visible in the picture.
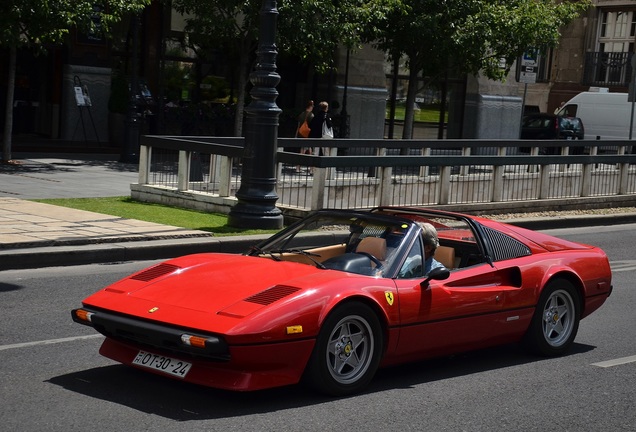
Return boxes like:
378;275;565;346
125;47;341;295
418;222;439;255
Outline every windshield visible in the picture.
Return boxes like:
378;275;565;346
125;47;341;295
249;211;416;277
248;209;483;278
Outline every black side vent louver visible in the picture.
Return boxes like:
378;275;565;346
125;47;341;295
244;286;300;306
131;263;180;282
482;226;532;262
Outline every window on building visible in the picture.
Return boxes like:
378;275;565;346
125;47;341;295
599;11;635;53
584;9;635;86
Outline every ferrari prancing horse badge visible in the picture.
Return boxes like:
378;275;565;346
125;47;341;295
385;291;394;306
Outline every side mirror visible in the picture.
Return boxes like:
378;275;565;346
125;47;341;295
419;267;450;289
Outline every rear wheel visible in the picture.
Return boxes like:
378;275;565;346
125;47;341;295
525;279;580;356
305;302;383;396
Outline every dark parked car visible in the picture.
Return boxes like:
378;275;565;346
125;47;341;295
521;113;585;154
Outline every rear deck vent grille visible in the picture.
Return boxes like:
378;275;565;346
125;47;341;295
482;227;531;262
244;286;300;305
131;263;180;282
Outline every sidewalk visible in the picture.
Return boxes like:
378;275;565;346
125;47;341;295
0;153;267;270
2;152;636;271
0;197;268;271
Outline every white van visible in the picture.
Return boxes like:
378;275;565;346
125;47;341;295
557;89;636;140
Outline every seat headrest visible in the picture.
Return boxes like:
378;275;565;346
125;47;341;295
435;245;456;269
356;237;387;260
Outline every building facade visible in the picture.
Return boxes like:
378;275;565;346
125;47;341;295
523;0;635;113
3;1;632;147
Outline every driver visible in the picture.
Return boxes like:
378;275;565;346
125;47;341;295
398;222;444;278
419;222;444;275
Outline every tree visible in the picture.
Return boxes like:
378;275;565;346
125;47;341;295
170;0;380;137
0;0;150;162
170;0;259;138
369;0;592;138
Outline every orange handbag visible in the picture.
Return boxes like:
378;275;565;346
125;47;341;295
298;120;311;138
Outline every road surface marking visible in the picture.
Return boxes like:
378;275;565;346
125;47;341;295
591;355;636;368
0;334;102;352
610;260;636;272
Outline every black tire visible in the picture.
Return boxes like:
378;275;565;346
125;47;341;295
525;279;580;356
304;302;383;396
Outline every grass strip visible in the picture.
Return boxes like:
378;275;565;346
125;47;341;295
33;196;275;236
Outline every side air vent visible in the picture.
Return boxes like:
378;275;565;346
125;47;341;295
482;226;531;262
244;285;300;306
131;263;180;282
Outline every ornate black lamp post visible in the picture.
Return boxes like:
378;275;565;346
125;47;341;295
228;0;283;229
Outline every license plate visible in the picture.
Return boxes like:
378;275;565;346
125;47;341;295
132;351;192;378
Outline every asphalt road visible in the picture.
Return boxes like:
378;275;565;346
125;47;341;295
1;224;634;432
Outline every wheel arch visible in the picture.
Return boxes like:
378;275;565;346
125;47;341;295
319;294;390;355
542;270;584;311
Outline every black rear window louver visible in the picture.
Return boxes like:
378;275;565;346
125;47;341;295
482;226;531;262
244;286;300;306
131;263;180;282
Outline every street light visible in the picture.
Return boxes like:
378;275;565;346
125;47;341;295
228;0;283;229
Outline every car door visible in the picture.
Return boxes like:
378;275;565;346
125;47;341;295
392;262;506;362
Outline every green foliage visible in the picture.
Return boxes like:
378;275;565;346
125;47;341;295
456;0;591;80
170;0;377;74
387;103;447;123
161;54;193;103
277;0;376;72
0;0;151;49
370;0;591;81
200;76;230;101
368;0;590;137
170;0;259;59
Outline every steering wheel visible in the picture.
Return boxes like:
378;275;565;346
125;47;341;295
356;252;384;269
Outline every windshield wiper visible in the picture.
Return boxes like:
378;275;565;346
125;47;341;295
270;249;326;269
248;245;282;261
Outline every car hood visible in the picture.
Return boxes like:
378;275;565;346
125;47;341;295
82;253;372;337
102;253;324;312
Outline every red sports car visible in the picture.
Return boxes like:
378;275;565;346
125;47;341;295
72;207;612;395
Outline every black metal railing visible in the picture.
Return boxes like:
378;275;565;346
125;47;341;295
135;135;636;216
583;51;634;87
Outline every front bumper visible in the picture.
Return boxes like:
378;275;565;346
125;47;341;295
71;307;229;361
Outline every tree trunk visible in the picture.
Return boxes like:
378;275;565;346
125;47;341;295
2;46;16;162
402;63;419;140
401;60;419;144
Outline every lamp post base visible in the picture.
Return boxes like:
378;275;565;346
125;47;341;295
227;202;283;229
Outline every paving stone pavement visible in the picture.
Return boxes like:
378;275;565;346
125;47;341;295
0;153;261;270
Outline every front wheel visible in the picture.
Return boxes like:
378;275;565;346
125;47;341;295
525;279;580;356
304;302;383;396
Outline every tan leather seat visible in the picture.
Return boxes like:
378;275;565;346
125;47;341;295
355;237;387;261
435;246;456;269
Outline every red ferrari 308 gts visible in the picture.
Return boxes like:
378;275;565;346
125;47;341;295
72;207;612;396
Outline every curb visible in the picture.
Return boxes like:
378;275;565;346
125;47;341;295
501;212;636;230
2;214;635;271
0;234;271;271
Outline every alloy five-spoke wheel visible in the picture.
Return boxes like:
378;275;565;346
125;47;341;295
305;302;383;396
525;279;580;356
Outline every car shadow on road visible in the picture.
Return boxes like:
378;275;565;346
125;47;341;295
46;342;596;421
370;342;595;392
0;282;23;292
